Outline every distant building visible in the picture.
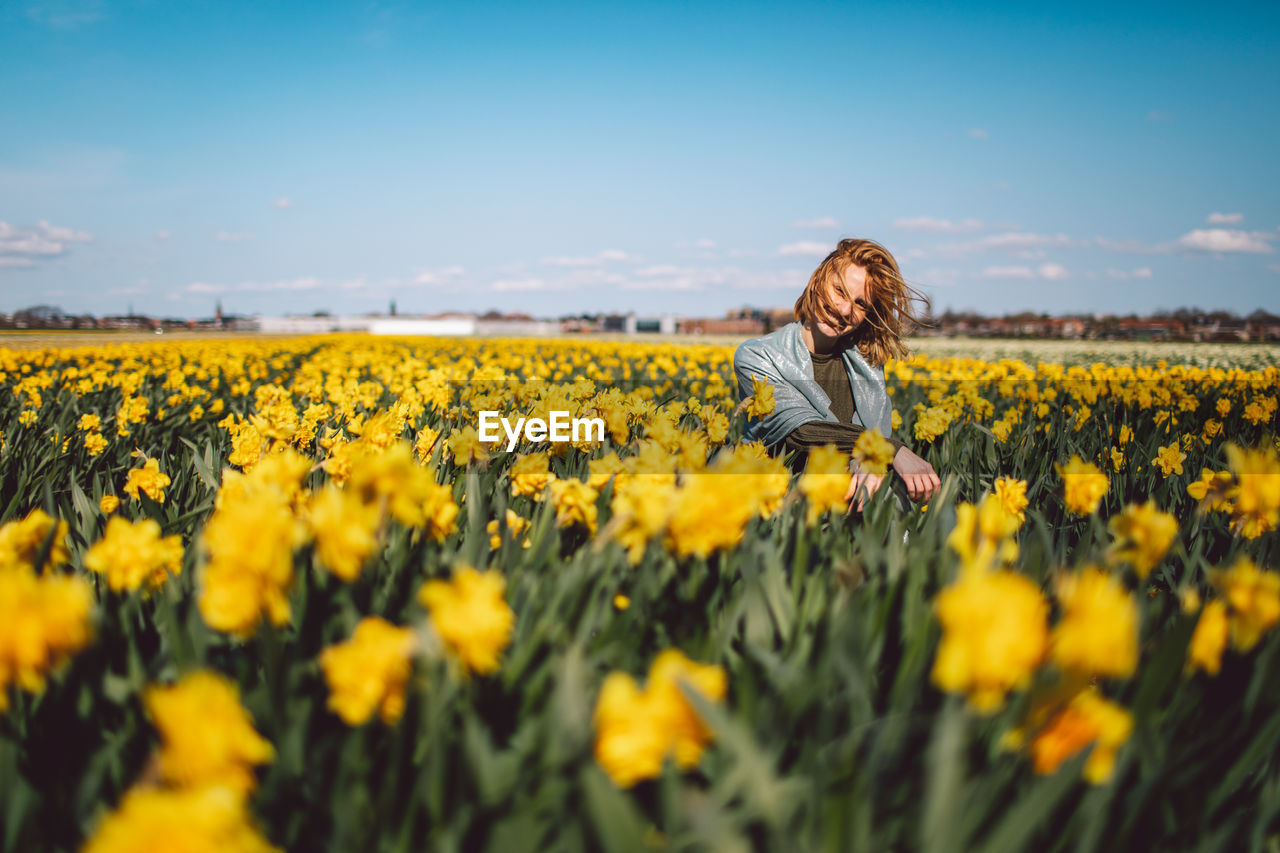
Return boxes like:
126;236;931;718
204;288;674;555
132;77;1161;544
474;319;560;336
1246;310;1280;342
369;316;476;335
677;317;764;335
625;314;678;334
255;315;373;334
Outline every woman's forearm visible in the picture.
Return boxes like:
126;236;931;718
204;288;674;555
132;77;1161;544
782;421;906;455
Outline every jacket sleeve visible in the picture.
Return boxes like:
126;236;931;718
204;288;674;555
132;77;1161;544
734;339;830;449
781;421;907;455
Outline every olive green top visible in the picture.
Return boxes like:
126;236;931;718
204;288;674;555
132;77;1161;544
783;349;904;456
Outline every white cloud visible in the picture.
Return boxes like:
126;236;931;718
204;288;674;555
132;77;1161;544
977;262;1070;281
899;248;927;261
1105;267;1154;280
489;261;631;294
494;261;803;295
541;249;632;267
1094;236;1174;255
1267;264;1280;274
541;256;596;268
919;268;962;287
777;241;831;257
493;270;627;292
941;232;1079;254
620;277;706;292
36;220;92;242
978;266;1036;280
621;266;805;292
893;217;984;234
413;265;465;285
492;278;550;292
791;217;840;230
26;0;105;28
155;230;171;240
272;197;295;209
239;277;320;292
215;231;253;243
0;235;64;256
676;238;718;250
186;278;320;294
0;219;94;268
1177;228;1274;254
969;128;989;140
109;286;146;295
1207;212;1243;225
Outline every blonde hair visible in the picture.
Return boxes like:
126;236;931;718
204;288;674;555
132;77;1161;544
793;237;929;365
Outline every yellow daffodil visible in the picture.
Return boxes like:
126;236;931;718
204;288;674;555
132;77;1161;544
419;567;514;676
84;517;184;592
932;568;1049;712
144;671;275;794
320;617;417;725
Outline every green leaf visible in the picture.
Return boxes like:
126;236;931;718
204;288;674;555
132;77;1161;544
975;756;1082;853
179;436;219;491
922;701;969;853
547;642;590;766
1131;616;1196;723
484;813;545;853
1;738;36;851
579;766;651;853
1206;710;1280;815
463;715;519;807
69;476;97;535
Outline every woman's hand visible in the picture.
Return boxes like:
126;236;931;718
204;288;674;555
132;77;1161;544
892;446;941;502
845;469;884;512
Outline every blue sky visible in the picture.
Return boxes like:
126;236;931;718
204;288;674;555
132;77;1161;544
2;0;1278;319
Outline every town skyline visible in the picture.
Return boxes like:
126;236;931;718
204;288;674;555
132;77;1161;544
3;2;1278;317
9;302;1279;345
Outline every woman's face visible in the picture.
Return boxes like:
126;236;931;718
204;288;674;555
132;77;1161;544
814;264;871;342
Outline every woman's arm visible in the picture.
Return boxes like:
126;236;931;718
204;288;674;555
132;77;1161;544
782;421;905;454
784;422;938;504
892;445;941;502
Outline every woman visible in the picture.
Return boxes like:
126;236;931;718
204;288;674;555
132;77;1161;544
734;238;940;509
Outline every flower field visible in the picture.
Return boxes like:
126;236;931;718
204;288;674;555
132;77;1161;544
1;334;1278;851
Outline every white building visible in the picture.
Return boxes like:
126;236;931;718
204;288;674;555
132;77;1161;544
254;315;373;334
251;314;562;337
369;317;478;335
625;314;678;334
